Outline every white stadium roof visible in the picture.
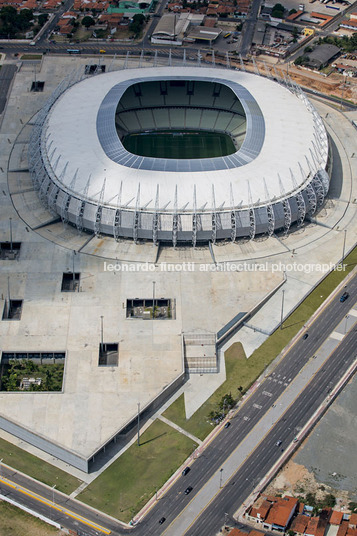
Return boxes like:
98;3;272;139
31;65;330;243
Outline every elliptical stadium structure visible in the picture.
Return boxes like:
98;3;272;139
28;61;331;246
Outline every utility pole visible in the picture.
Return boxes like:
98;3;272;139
9;217;13;253
137;402;140;446
280;289;285;330
7;276;11;319
72;250;76;290
341;229;347;266
100;315;104;354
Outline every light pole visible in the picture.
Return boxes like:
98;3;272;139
72;250;76;290
9;217;13;254
219;467;223;488
246;476;254;487
341;229;347;266
100;315;104;355
7;276;11;319
344;315;349;334
280;289;285;330
137;402;140;446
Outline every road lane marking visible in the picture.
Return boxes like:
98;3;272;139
0;477;111;534
164;323;357;536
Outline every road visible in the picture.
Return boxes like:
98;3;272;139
0;274;356;536
239;0;261;58
185;321;357;535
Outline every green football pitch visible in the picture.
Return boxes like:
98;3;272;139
122;130;236;159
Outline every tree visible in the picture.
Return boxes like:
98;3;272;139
323;494;336;508
219;393;235;413
38;13;48;26
0;5;17;25
271;3;285;18
129;13;145;36
349;502;357;513
81;15;95;28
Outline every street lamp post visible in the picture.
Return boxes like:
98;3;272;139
72;250;76;290
137;402;140;446
344;315;349;334
100;315;104;355
280;289;285;330
9;217;13;254
342;229;347;266
7;276;11;319
219;467;223;488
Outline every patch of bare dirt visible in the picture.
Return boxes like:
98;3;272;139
264;460;351;510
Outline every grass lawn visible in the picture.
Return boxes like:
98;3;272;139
20;54;42;60
0;438;82;494
78;419;197;523
122;131;235;159
163;341;247;440
163;248;357;440
0;501;65;535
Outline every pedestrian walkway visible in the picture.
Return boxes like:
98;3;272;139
158;415;202;445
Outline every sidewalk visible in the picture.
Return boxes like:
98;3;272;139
156;307;357;536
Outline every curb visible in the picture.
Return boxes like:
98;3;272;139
234;356;357;522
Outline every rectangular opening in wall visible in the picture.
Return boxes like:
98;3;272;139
98;343;119;367
61;272;80;292
126;298;174;319
84;65;106;75
30;81;45;92
0;352;65;391
0;242;21;260
2;300;23;320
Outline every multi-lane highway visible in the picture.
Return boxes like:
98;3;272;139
185;316;357;535
0;273;356;536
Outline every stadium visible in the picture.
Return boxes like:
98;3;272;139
29;65;331;246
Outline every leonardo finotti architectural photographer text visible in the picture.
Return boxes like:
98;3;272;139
103;262;346;274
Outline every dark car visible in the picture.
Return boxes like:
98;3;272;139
303;333;308;340
224;421;231;428
340;292;349;302
182;467;190;476
159;517;166;525
184;486;193;495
